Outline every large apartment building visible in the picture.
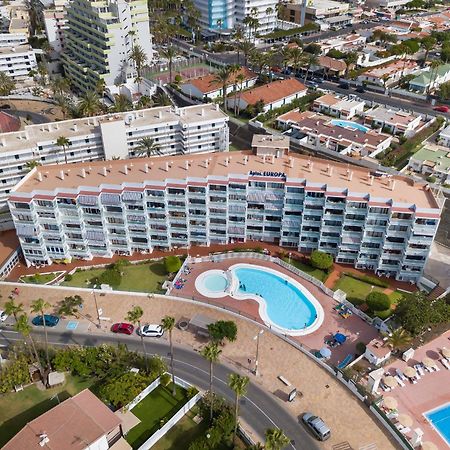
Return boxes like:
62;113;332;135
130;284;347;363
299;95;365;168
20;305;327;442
0;104;229;231
0;44;37;79
9;146;442;281
62;0;153;93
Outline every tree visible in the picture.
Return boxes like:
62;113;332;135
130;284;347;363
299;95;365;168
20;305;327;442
126;306;147;369
129;44;148;78
428;59;442;94
55;136;70;164
54;94;73;120
386;327;412;351
161;315;176;395
344;52;358;77
30;298;51;371
228;373;249;443
3;298;24;322
302;52;318;82
207;320;238;344
164;255;182;273
421;36;437;65
78;91;102;117
265;428;290;450
211;65;236;111
161;46;178;83
51;76;70;97
58;295;84;317
310;250;333;270
152;91;172;106
233;26;245;64
15;314;44;378
239;40;255;66
234;72;246;115
25;160;41;171
439;80;450;100
111;94;132;113
201;342;222;421
0;72;16;95
135;137;159;157
366;291;391;311
290;47;303;75
137;94;153;109
303;43;321;55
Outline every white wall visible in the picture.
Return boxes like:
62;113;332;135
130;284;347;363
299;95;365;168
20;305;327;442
100;119;129;160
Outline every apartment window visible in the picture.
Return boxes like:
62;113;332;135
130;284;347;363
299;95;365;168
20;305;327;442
306;191;324;198
369;207;389;215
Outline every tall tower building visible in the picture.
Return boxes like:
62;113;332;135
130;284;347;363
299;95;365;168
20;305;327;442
62;0;153;93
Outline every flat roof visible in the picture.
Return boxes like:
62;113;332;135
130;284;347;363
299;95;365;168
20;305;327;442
252;134;290;149
0;229;20;267
412;146;450;171
365;106;419;126
0;104;227;153
0;44;33;54
12;151;439;209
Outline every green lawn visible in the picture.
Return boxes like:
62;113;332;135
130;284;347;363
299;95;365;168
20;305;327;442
125;384;189;449
282;257;328;282
20;272;59;284
61;261;168;293
0;375;93;447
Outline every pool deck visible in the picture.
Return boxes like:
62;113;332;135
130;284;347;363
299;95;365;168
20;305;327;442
381;330;450;449
171;257;379;366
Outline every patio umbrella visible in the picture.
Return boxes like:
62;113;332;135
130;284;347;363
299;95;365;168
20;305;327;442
383;396;398;410
334;333;347;344
397;414;413;428
422;357;436;368
383;376;397;388
320;347;332;358
404;367;417;378
441;347;450;359
421;442;438;450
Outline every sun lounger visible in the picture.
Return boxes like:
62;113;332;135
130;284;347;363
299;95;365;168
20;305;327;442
395;375;406;387
433;365;440;371
440;358;450;370
396;369;407;381
400;427;411;435
380;383;391;392
414;364;425;376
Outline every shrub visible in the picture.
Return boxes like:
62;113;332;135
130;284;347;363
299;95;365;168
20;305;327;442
164;255;182;273
343;272;389;288
310;250;333;270
159;372;171;387
64;273;73;282
374;309;393;320
366;292;391;311
347;296;365;306
0;355;30;393
356;342;366;355
174;74;182;84
96;266;122;288
207;320;238;344
426;175;437;183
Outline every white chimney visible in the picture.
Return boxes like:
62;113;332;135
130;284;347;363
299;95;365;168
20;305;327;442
158;111;162;119
328;167;333;177
370;176;374;185
348;171;353;181
225;157;229;167
204;158;209;168
201;108;205;116
37;172;43;182
81;168;86;178
391;180;396;191
184;160;189;171
165;161;170;172
102;166;107;177
59;170;64;180
244;155;248;165
124;165;128;175
271;155;275;165
144;163;149;173
73;124;78;132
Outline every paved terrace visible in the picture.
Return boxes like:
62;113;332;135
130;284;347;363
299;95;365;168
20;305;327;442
382;330;450;449
0;281;397;450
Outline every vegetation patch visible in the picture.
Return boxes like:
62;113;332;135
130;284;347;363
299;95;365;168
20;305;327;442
20;272;60;285
281;256;328;282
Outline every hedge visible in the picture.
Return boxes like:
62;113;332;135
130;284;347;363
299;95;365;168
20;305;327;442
343;272;389;288
366;291;391;311
373;309;393;319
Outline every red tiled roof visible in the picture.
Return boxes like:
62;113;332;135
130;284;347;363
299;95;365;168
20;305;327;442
235;78;307;106
183;67;257;94
317;56;347;72
0;111;20;133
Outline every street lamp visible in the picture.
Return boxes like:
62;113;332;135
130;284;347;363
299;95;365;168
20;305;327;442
92;285;101;328
253;329;264;376
288;252;292;264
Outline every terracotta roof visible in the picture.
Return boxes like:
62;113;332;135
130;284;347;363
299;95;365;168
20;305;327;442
278;109;315;123
317;56;347;72
0;229;20;268
314;94;340;107
0;111;20;133
234;78;307;106
366;339;391;358
3;389;122;450
183;67;257;94
364;60;418;79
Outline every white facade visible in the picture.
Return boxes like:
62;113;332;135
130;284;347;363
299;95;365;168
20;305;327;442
43;9;67;54
0;32;27;47
439;125;450;148
0;104;229;231
0;44;37;79
235;0;278;36
365;0;410;9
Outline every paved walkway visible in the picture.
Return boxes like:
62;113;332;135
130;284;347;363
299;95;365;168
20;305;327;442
0;282;397;450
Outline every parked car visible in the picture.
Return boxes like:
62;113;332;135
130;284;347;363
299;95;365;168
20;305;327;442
305;80;319;89
356;86;365;93
301;412;331;441
138;324;164;338
111;322;134;335
0;310;8;321
434;105;449;113
339;81;350;89
32;315;59;327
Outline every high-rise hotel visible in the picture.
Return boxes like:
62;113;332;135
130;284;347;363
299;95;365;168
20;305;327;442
9;136;443;281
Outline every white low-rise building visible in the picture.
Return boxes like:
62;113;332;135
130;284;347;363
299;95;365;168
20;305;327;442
364;339;391;366
0;44;37;79
363;106;423;136
357;59;420;88
312;94;365;119
0;32;27;47
0;104;229;231
439;124;450;148
407;145;450;184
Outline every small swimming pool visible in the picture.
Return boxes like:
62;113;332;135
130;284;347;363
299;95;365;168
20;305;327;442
425;402;450;446
195;270;230;298
331;119;369;133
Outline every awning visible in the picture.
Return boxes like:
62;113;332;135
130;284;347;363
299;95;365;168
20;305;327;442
16;224;36;237
334;333;347;344
122;191;143;201
189;313;215;332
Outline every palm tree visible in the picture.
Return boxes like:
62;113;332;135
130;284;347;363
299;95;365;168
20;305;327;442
233;26;245;64
211;65;235;111
228;373;250;443
54;94;72;120
344;52;358;78
0;71;16;95
386;327;412;352
137;95;153;109
30;298;51;370
3;298;24;322
303;53;318;83
126;306;147;369
248;444;265;450
290;47;303;75
51;76;70;97
201;342;222;421
427;60;441;94
265;428;290;450
111;94;133;113
161;46;178;83
280;46;293;73
234;72;246;115
95;78;107;97
239;40;255;66
55;136;70;164
216;18;223;40
15;314;44;378
129;44;148;79
25;160;41;171
421;36;436;66
161;315;176;395
135;137;159;157
152;91;172;106
78;91;102;117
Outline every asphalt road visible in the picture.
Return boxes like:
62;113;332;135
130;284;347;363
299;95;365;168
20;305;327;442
0;326;322;450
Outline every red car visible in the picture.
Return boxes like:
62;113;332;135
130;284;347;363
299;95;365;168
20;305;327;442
111;322;134;335
434;105;449;113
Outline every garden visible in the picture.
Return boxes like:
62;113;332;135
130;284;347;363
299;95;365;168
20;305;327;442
19;272;62;285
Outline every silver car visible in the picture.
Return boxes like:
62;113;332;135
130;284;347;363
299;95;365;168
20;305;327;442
302;412;331;441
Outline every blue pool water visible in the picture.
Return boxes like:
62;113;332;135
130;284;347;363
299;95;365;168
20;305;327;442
425;403;450;445
234;267;317;330
331;119;369;133
203;274;228;292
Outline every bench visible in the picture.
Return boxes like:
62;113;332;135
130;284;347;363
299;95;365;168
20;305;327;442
278;375;291;386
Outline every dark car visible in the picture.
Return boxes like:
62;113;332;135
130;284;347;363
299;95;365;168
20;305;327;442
339;81;350;89
356;86;365;93
32;314;59;327
111;322;134;335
